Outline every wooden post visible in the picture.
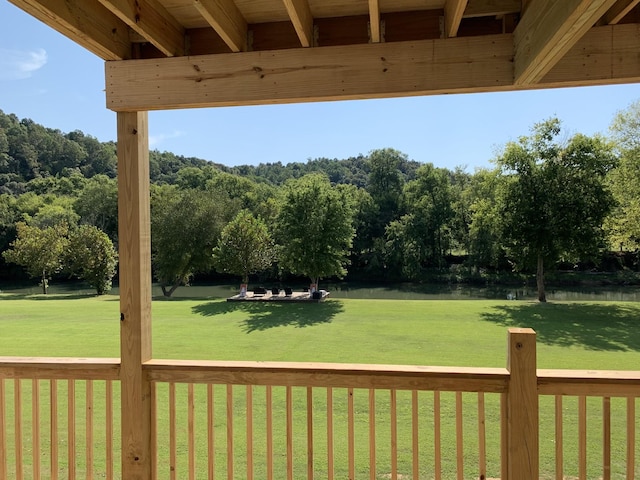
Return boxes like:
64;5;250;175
117;111;153;480
506;328;538;480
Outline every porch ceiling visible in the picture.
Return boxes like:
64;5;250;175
7;0;640;110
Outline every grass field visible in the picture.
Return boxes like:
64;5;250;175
1;294;640;479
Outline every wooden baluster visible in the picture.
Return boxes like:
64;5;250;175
247;385;253;480
68;380;76;480
456;391;463;480
603;397;611;480
500;393;508;480
51;380;58;480
86;380;93;480
555;395;563;480
286;386;293;480
579;396;587;480
412;391;419;480
208;384;214;480
390;389;397;480
106;380;113;480
189;383;195;480
349;388;355;480
627;397;635;480
227;385;233;480
266;386;272;480
370;389;376;480
15;379;23;480
32;379;40;480
478;392;486;480
306;387;313;480
169;383;176;480
0;379;6;480
434;391;441;480
327;388;334;480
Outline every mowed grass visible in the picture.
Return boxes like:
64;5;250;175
1;294;640;479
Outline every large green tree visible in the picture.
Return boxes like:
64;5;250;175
66;225;118;295
276;174;355;290
3;222;69;293
151;186;238;297
402;163;454;268
496;118;615;302
606;100;640;251
212;210;274;289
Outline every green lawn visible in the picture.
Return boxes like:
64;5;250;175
1;294;639;479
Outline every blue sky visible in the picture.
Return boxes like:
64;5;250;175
1;1;640;171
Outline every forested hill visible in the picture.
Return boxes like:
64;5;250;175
0;109;420;194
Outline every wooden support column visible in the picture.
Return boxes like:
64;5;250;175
117;111;152;480
506;328;538;480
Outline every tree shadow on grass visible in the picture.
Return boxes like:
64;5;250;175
191;300;344;333
480;302;640;351
0;293;103;301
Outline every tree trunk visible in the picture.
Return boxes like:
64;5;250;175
41;270;47;295
161;281;180;297
536;254;546;303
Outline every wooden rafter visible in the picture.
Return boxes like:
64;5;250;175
444;0;468;37
601;0;640;24
463;0;520;18
514;0;617;85
368;0;381;43
8;0;131;60
282;0;314;47
105;23;640;111
193;0;248;53
97;0;184;57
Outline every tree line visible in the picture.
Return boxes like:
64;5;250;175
1;102;640;301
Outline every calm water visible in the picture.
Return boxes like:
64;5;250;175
2;281;640;302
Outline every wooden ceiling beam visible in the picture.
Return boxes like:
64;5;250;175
105;23;640;112
463;0;520;18
542;23;640;86
368;0;381;43
193;0;248;53
8;0;131;60
444;0;469;37
513;0;617;85
97;0;185;57
106;33;514;111
282;0;314;47
601;0;640;24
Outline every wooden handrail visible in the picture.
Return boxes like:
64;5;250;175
0;357;121;380
538;369;640;396
144;359;510;392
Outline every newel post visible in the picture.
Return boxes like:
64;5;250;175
506;327;539;480
117;111;153;480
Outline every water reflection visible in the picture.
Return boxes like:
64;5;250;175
2;281;640;302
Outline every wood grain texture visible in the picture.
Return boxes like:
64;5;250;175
106;34;515;110
194;0;248;52
506;328;538;480
514;0;617;84
98;0;185;56
117;111;153;480
9;0;131;60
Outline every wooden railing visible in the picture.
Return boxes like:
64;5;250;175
0;329;639;479
146;360;508;479
0;358;120;480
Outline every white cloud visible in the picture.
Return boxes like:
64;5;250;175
149;130;186;148
0;48;48;81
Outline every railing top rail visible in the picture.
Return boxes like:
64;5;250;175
144;359;510;393
538;368;640;397
0;357;121;380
